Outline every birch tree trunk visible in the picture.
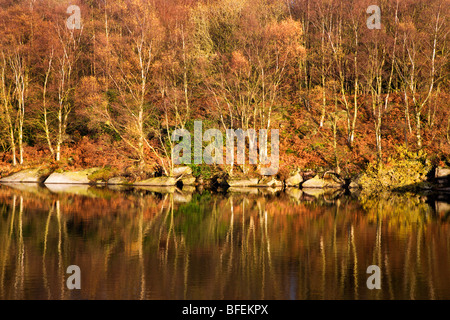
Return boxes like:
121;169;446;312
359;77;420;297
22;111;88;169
42;51;54;156
10;51;28;165
54;27;80;161
1;53;17;166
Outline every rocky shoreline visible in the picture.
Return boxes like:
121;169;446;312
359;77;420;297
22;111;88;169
1;165;449;193
0;166;351;190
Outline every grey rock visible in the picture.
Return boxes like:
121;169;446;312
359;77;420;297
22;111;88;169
258;176;283;187
45;168;99;184
322;172;345;188
181;175;196;186
108;177;129;185
227;178;259;187
302;172;344;189
285;172;303;187
349;181;360;189
172;166;193;177
135;176;177;186
0;168;51;183
302;175;325;188
436;167;450;178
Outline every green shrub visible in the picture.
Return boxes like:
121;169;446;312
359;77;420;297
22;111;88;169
359;146;431;193
88;166;119;182
188;164;214;180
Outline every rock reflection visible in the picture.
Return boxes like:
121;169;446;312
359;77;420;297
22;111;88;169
0;184;449;300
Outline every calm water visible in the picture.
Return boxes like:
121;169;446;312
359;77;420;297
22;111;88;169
0;183;449;300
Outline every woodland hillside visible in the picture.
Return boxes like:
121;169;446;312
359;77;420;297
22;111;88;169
0;0;449;179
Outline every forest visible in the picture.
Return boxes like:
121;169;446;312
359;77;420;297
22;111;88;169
0;0;449;181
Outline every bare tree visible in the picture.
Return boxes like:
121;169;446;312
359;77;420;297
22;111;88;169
54;27;82;161
42;50;54;157
0;52;17;166
9;50;29;165
100;0;166;171
398;3;443;149
325;2;360;148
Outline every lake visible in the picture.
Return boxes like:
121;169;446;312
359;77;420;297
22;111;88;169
0;183;449;300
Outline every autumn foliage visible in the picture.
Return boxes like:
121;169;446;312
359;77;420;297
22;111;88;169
0;0;449;178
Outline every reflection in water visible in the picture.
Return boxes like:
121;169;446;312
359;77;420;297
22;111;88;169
0;184;449;300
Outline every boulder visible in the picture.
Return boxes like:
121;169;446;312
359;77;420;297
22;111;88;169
258;176;283;187
348;175;362;189
0;168;51;183
303;171;317;181
436;167;450;179
45;168;99;184
134;176;177;186
227;178;259;187
172;166;193;177
349;181;360;189
302;172;345;189
285;172;303;187
323;172;345;188
302;175;325;188
181;175;196;186
108;177;129;185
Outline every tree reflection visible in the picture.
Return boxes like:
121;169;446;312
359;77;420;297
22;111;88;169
0;184;448;300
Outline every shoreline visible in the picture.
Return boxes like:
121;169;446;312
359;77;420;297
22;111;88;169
1;165;449;193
